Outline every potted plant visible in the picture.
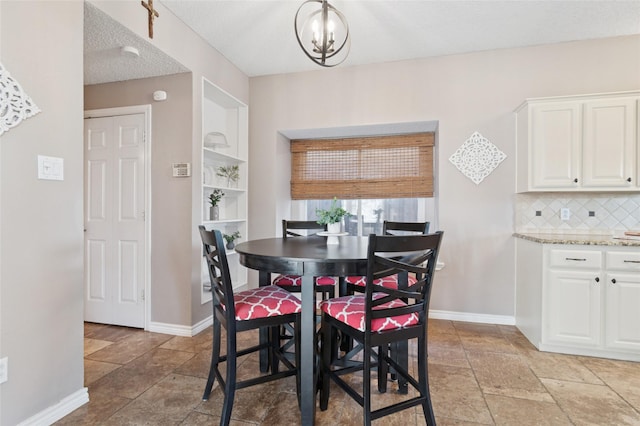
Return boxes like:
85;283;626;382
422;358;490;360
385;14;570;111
216;165;240;187
208;189;224;221
223;231;241;250
316;197;350;234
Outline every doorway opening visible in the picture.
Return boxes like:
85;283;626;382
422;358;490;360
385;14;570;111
83;105;152;329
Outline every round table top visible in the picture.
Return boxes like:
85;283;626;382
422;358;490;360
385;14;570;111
234;235;370;276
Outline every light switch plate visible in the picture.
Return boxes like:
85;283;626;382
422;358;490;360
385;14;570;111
0;357;7;384
38;155;64;181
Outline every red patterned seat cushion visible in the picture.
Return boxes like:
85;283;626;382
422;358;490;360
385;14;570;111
345;274;417;289
232;286;302;320
273;274;337;287
319;294;419;332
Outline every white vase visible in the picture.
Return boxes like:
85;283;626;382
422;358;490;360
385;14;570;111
327;222;341;234
209;205;219;221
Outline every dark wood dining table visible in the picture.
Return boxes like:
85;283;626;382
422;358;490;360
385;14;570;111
234;235;370;425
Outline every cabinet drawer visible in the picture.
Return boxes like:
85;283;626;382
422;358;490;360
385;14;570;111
606;251;640;271
549;249;601;268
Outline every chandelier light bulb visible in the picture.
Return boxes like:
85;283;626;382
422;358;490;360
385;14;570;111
312;20;319;43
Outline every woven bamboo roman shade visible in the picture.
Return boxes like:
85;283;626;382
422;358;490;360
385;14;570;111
291;133;434;200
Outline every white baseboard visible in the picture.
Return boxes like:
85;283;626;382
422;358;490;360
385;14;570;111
18;387;88;426
191;316;213;335
147;310;513;337
429;309;515;326
148;315;213;337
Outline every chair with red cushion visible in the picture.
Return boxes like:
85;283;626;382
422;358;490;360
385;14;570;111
199;226;301;426
273;220;337;300
319;231;443;426
343;220;430;295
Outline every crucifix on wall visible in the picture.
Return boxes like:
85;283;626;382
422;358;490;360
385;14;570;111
141;0;159;39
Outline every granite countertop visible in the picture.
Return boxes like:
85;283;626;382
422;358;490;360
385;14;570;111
513;232;640;247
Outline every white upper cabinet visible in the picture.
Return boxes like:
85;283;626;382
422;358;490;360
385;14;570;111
529;101;582;189
516;91;639;192
582;97;637;188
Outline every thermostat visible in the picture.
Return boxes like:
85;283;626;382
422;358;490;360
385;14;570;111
172;162;191;177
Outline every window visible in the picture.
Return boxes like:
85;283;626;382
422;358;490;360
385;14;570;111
291;132;436;235
291;133;434;200
303;198;434;236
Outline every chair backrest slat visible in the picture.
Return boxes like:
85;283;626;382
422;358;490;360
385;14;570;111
370;304;422;319
282;219;327;238
199;225;235;320
382;220;430;235
282;220;327;238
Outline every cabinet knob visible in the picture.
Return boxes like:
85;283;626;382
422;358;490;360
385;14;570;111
611;278;617;284
595;277;600;283
573;178;579;183
627;177;632;183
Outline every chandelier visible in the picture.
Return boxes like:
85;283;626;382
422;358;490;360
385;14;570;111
294;0;350;67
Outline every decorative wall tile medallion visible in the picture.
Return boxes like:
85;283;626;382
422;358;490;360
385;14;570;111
449;131;506;185
0;62;41;137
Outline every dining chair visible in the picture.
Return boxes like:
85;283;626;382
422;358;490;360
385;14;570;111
319;231;444;426
272;220;337;300
198;226;302;426
343;220;430;295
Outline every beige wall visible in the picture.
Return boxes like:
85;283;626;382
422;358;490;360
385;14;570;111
84;73;208;327
249;35;640;319
0;1;249;423
0;1;84;424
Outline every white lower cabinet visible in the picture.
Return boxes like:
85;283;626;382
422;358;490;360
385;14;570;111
516;239;640;361
604;251;640;351
545;269;601;347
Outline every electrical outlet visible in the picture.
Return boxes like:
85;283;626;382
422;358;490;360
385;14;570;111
560;208;571;221
0;357;7;384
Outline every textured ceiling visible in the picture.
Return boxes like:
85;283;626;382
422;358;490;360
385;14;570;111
84;3;188;85
84;1;640;84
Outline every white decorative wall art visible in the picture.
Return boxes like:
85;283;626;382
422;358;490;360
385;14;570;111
0;62;41;137
449;131;506;185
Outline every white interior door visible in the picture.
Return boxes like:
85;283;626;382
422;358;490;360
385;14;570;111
84;113;146;328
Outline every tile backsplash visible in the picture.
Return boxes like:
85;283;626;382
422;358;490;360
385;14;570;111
515;193;640;234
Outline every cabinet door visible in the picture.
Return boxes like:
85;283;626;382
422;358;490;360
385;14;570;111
582;98;637;188
545;270;601;346
605;272;640;350
530;102;581;189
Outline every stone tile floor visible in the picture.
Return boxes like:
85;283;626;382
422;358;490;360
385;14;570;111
55;320;640;425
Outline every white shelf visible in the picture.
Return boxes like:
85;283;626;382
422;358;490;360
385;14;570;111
202;184;246;194
200;77;248;304
203;147;246;163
